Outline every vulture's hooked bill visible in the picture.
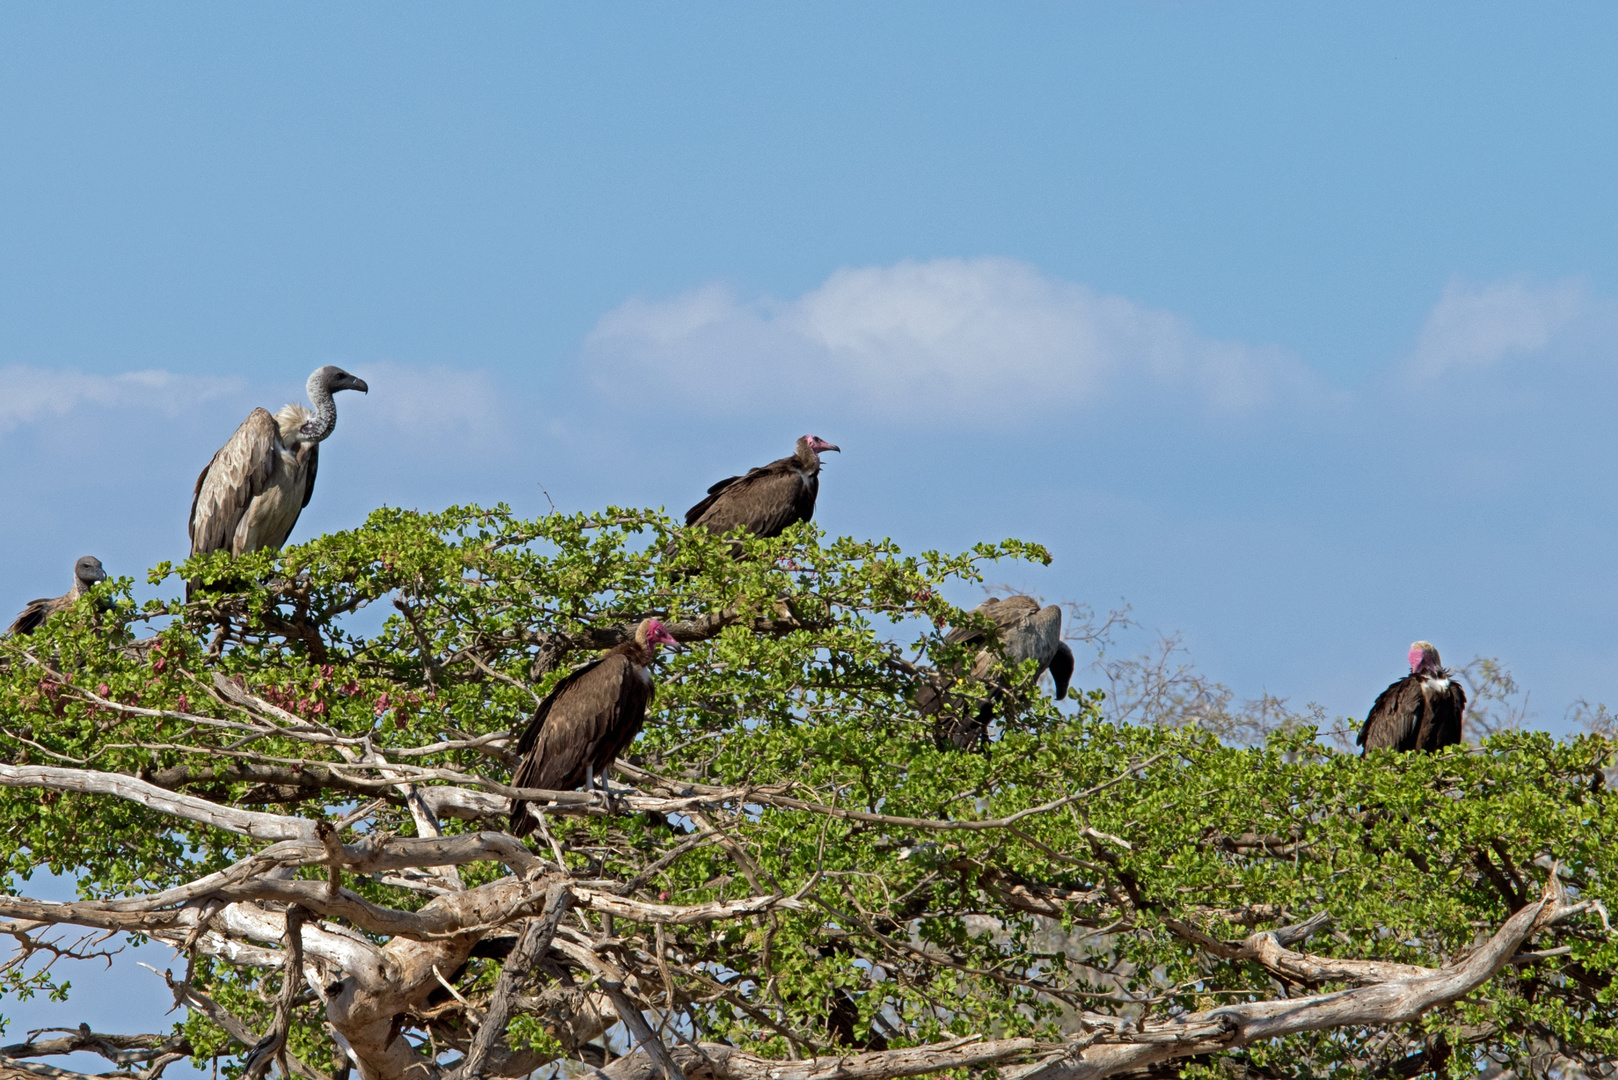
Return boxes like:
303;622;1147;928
919;595;1075;751
187;366;368;588
684;435;840;541
1358;640;1467;754
509;618;679;835
7;556;107;636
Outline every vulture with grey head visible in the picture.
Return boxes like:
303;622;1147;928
684;435;840;541
1358;640;1467;753
187;366;368;594
919;595;1076;751
7;557;108;636
509;618;679;835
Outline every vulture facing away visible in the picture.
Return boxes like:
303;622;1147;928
919;596;1076;751
7;557;107;636
188;366;368;590
685;435;840;541
1358;640;1467;754
509;618;679;836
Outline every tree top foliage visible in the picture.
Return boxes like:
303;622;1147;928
0;504;1613;1080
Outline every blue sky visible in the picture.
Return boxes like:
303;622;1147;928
7;2;1618;719
5;0;1618;1053
8;3;1618;719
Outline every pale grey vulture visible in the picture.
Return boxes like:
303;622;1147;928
188;366;367;593
8;556;107;636
919;595;1076;751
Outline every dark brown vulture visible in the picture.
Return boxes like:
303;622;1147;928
684;435;840;540
919;596;1076;751
7;557;107;636
188;366;368;592
1358;640;1467;753
509;618;679;835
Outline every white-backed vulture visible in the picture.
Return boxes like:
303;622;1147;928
919;595;1076;751
509;618;678;835
1358;640;1467;753
684;435;840;539
7;556;107;636
188;366;367;592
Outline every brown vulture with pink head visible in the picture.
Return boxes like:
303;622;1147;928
919;595;1076;751
1358;640;1467;753
509;618;678;835
685;435;840;539
7;557;107;636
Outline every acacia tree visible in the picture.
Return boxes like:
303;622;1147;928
0;506;1613;1080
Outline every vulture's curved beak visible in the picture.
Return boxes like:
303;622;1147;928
821;443;841;453
351;377;369;394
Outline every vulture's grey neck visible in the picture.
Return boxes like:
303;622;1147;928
299;373;339;443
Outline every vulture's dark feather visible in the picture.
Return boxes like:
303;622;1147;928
1048;642;1075;701
684;436;837;541
301;443;320;509
510;621;673;836
1358;671;1466;753
6;600;52;636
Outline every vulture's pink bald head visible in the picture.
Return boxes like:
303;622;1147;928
802;434;841;454
1408;640;1441;674
638;619;679;652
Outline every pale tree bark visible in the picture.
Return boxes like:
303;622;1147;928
0;760;1604;1080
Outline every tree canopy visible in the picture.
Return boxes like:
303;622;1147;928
0;505;1613;1080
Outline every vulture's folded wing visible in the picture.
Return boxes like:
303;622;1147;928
190;409;282;556
511;658;620;835
1359;676;1422;751
685;466;765;525
687;467;815;539
6;598;54;636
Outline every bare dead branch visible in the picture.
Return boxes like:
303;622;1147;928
244;904;308;1080
456;879;571;1080
161;967;332;1080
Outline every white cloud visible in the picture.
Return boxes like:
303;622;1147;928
584;257;1314;423
343;362;509;452
0;362;507;450
1405;277;1594;379
0;367;241;433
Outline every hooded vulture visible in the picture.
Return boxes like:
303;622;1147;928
188;366;368;589
1358;640;1467;753
7;557;107;636
919;596;1076;751
684;435;840;540
509;618;679;835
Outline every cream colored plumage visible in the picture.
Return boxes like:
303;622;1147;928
188;367;367;593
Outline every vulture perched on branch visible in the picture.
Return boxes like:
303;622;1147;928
7;557;107;636
1358;640;1467;753
684;435;840;541
509;618;678;835
919;595;1076;751
188;366;368;591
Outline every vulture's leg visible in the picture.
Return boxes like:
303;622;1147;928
583;765;609;812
